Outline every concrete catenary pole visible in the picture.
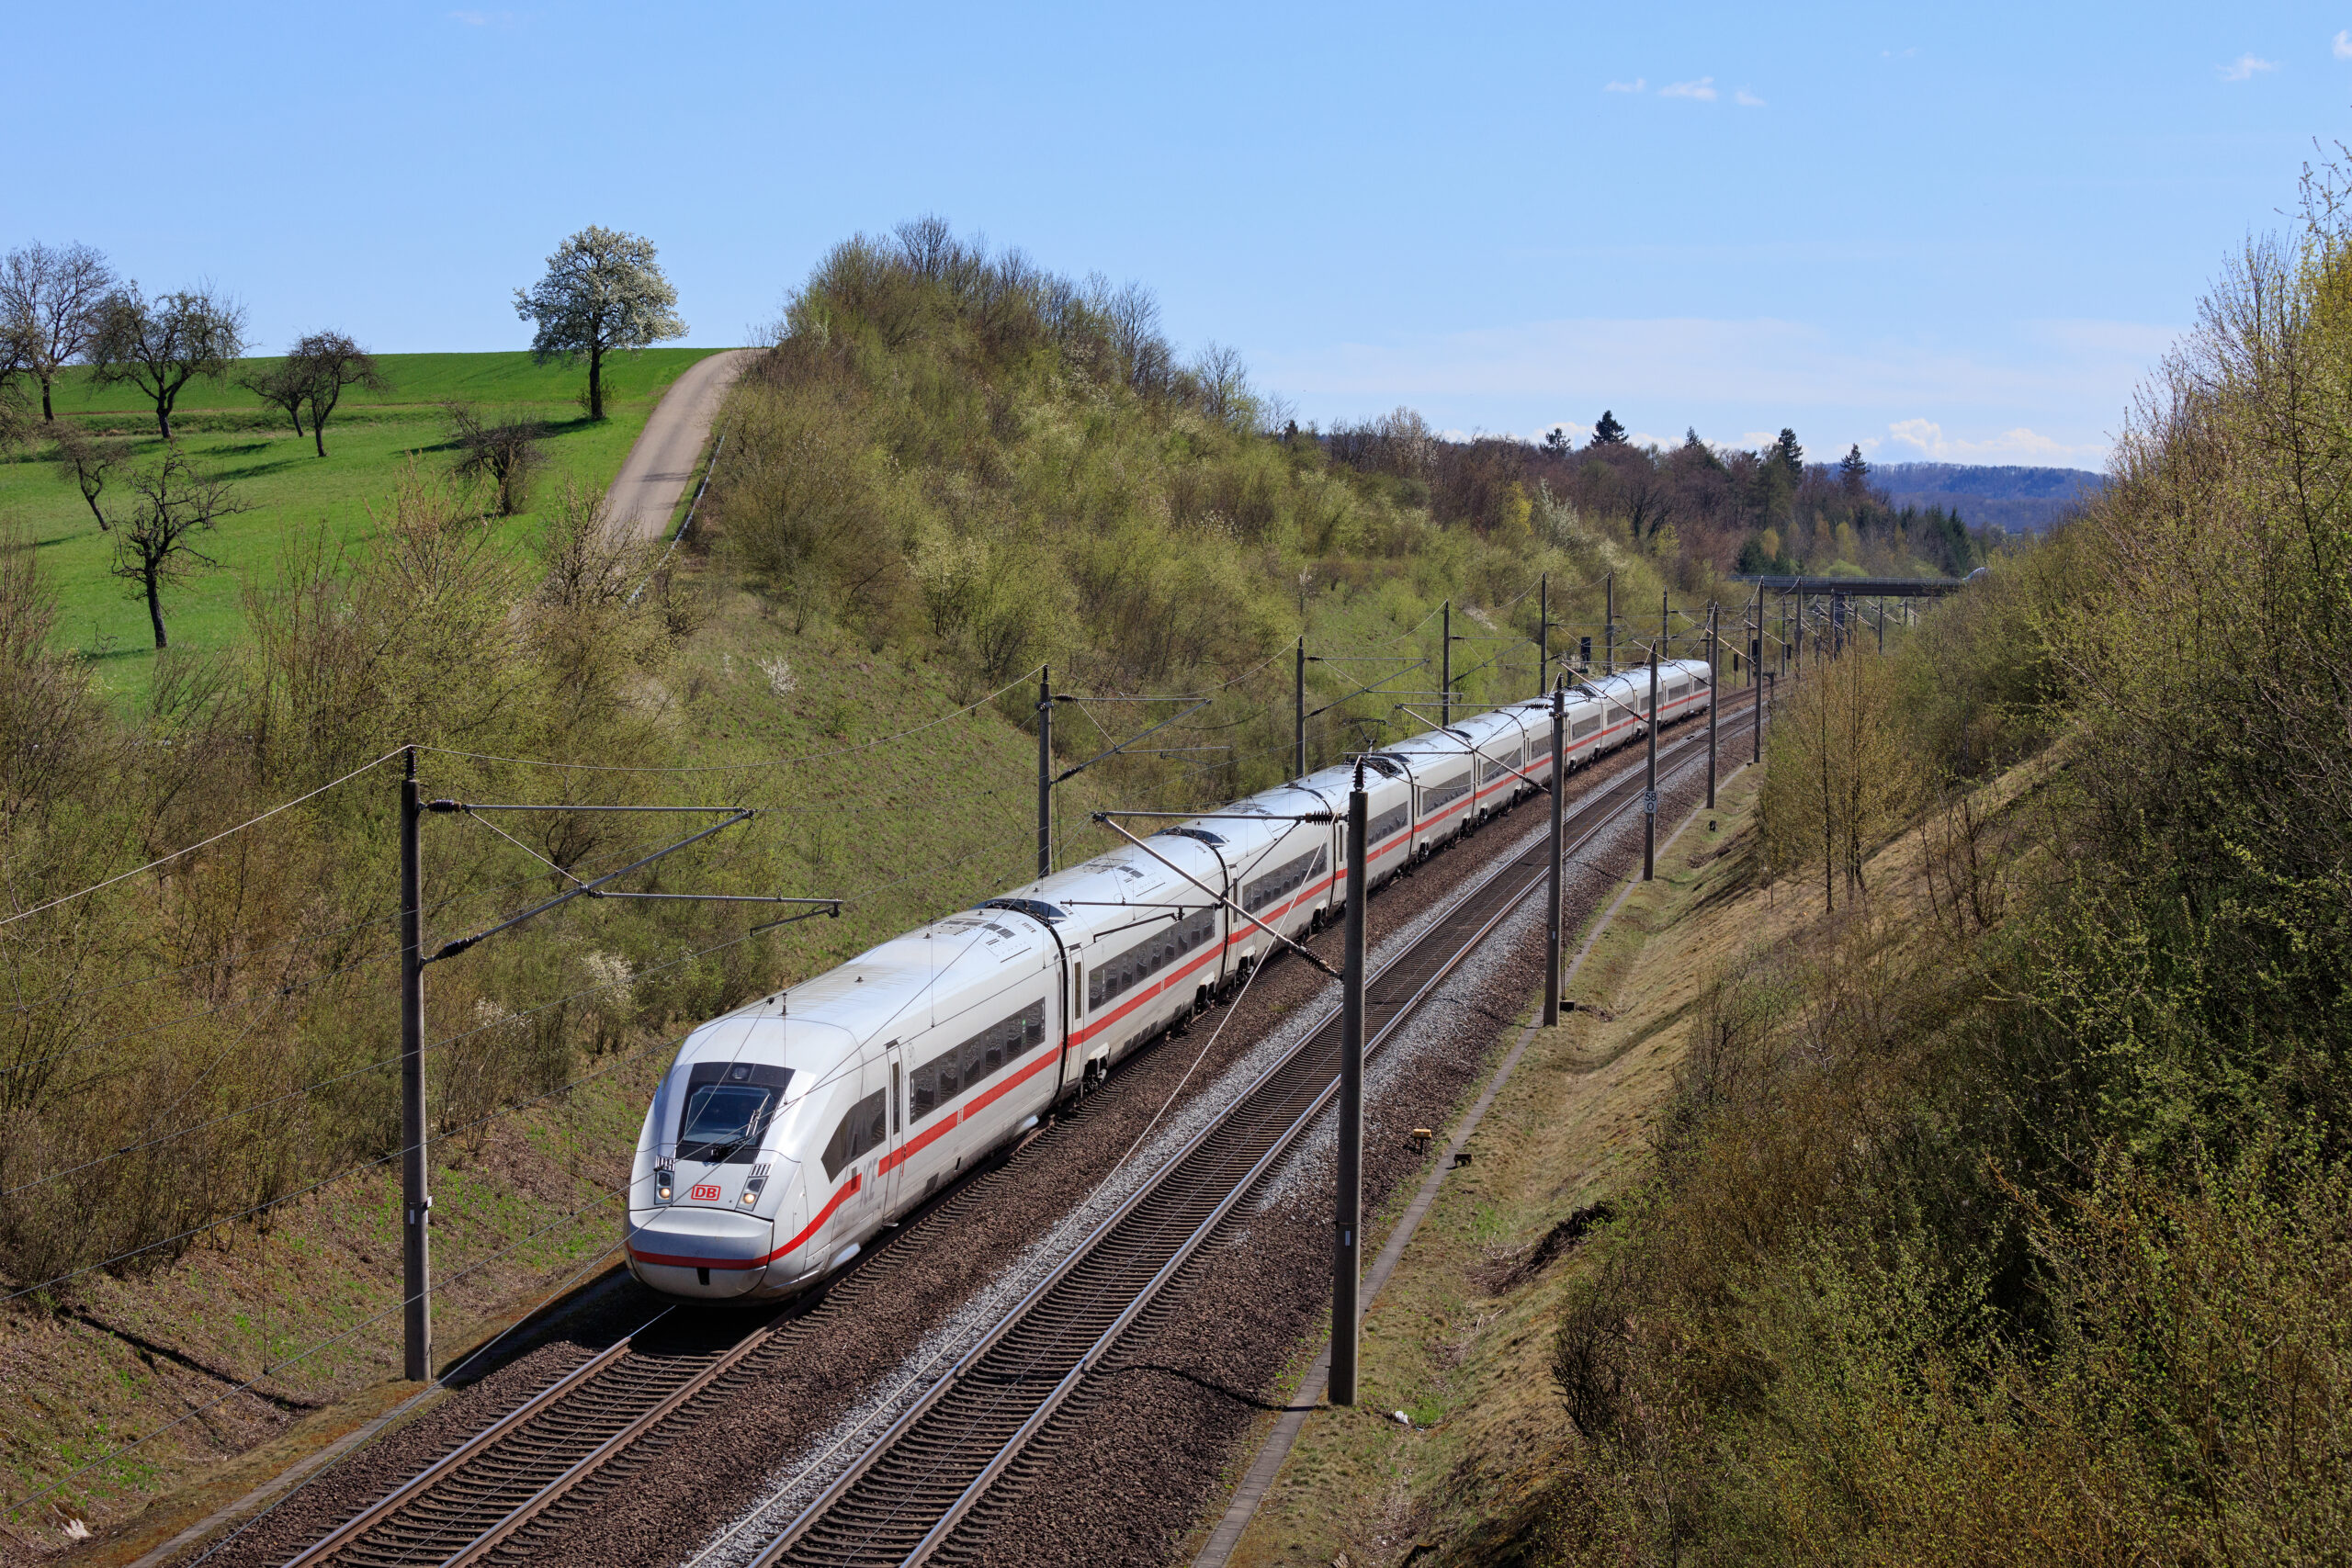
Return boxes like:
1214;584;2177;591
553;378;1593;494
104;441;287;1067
1036;667;1053;879
1604;572;1615;675
1543;682;1566;1027
400;749;431;1382
1331;762;1369;1406
1644;649;1660;881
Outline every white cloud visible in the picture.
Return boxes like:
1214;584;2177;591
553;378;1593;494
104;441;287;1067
2335;29;2352;59
1886;419;2098;464
2220;52;2278;81
1661;77;1718;100
1734;88;1767;107
1605;77;1645;93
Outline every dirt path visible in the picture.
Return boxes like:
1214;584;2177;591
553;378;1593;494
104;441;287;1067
605;348;756;542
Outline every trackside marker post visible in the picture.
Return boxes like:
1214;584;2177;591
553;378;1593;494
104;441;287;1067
1331;762;1367;1407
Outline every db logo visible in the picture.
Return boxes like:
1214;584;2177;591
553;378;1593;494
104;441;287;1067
689;1183;722;1201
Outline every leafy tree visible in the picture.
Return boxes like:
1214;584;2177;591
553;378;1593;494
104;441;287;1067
1838;442;1870;498
0;242;115;422
289;331;388;457
105;446;249;649
1590;409;1629;446
513;226;685;421
88;283;247;440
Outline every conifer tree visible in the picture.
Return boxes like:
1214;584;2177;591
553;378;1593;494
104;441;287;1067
1590;409;1628;446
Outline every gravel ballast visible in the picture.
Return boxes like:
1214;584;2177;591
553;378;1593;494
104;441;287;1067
181;711;1738;1568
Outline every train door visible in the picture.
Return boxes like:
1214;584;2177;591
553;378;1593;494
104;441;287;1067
817;1052;891;1258
878;1040;906;1215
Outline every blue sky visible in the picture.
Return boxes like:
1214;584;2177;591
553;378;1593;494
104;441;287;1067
13;2;2351;468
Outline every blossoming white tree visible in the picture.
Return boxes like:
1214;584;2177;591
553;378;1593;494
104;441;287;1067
513;226;686;421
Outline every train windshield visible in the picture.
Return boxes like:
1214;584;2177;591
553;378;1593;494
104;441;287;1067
673;1059;793;1164
679;1086;773;1163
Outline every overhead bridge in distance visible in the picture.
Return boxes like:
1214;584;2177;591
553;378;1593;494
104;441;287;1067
1731;573;1974;598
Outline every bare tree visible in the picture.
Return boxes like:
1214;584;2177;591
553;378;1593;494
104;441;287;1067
1190;341;1251;427
49;423;131;529
107;447;249;649
513;227;685;421
0;242;116;422
447;402;548;515
89;283;247;440
238;357;309;440
289;331;388;457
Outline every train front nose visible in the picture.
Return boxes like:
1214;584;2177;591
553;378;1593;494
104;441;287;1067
626;1205;774;1299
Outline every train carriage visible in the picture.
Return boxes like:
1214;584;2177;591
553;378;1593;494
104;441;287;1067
625;665;1717;1303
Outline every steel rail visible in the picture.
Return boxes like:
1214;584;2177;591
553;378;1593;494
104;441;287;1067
278;694;1757;1568
278;1336;644;1568
744;694;1760;1568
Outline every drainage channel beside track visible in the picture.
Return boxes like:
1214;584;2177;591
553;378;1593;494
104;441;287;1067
734;699;1758;1568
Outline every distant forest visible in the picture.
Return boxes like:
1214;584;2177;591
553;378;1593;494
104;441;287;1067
1313;411;1997;582
1871;461;2107;534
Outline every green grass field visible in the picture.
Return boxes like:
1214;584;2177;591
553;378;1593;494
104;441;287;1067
0;348;731;703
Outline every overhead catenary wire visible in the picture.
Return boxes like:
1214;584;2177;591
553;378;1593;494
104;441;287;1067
0;749;407;931
0;820;1041;1213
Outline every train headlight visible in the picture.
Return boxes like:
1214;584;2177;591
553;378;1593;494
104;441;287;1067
741;1165;769;1206
655;1156;675;1203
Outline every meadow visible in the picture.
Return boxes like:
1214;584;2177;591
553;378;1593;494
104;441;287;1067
0;349;725;702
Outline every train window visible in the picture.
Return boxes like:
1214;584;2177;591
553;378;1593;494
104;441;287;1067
1243;845;1329;913
1419;769;1472;817
1088;908;1218;1010
909;999;1048;1122
1366;802;1411;845
1668;682;1690;700
1607;705;1629;724
820;1088;888;1181
1572;716;1601;739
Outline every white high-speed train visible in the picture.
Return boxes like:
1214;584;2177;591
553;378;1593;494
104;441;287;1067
624;661;1713;1298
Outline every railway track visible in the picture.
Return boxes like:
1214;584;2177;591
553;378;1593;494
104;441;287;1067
266;692;1757;1568
727;696;1759;1568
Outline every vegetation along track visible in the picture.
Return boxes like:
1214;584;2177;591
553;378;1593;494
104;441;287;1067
260;691;1756;1568
734;695;1760;1568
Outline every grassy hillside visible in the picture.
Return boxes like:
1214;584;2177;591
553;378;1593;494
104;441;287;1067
0;350;724;702
0;229;1728;1545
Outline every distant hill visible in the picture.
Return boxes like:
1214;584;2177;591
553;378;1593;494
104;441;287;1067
1867;462;2107;534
